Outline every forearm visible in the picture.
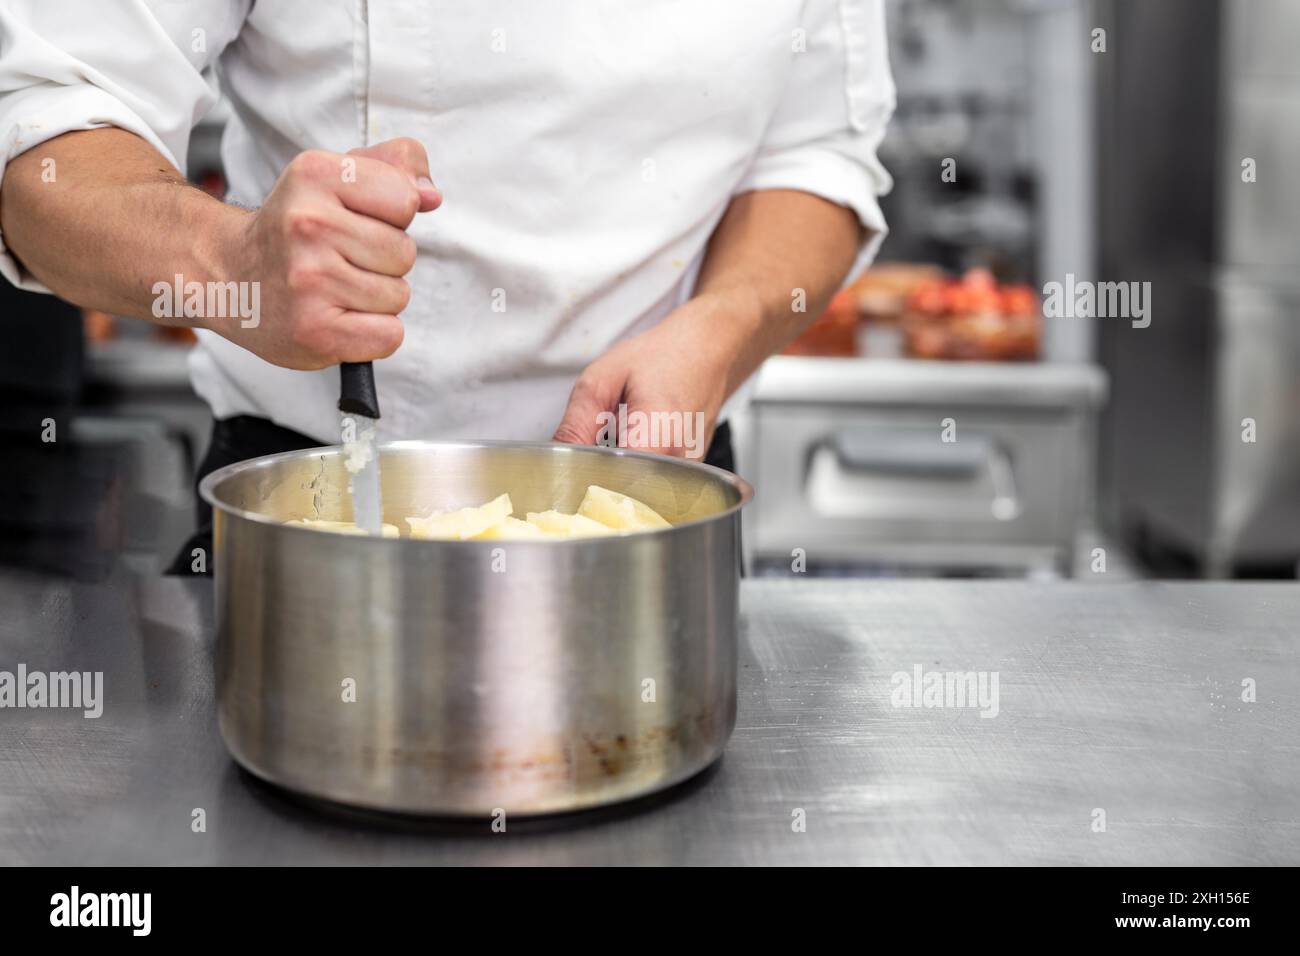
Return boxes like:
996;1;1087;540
0;127;245;326
686;188;865;396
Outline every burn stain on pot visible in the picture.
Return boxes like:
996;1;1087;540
347;709;721;784
359;745;573;782
640;725;682;744
582;733;623;777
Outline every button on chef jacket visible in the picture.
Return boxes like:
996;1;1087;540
0;0;894;445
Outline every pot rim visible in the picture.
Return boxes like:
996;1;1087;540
199;438;754;543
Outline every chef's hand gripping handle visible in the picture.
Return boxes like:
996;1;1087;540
339;362;381;419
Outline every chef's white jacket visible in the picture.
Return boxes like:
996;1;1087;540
0;0;893;443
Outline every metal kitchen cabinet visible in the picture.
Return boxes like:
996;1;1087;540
740;357;1107;576
1095;0;1300;576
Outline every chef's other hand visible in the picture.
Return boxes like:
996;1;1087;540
552;295;733;459
217;137;441;370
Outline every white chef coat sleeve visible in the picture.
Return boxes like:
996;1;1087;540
735;0;896;283
0;0;249;291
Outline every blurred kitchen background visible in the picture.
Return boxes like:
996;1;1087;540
2;0;1297;581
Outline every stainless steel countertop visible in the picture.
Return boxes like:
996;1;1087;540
2;570;1297;865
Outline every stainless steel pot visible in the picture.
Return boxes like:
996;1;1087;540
201;440;752;816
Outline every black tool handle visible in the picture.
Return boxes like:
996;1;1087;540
339;362;381;419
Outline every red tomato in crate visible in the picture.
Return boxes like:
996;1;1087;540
999;284;1038;317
